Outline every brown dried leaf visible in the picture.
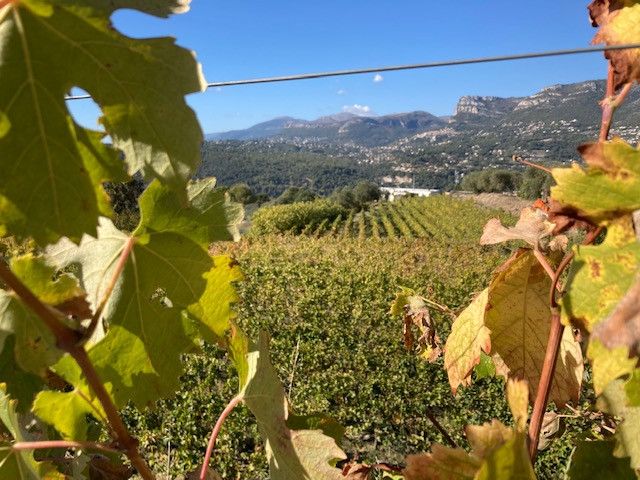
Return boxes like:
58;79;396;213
589;0;640;87
404;446;481;480
341;463;372;479
537;411;564;451
88;454;134;480
480;207;555;249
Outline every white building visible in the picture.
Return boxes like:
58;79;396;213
381;187;440;202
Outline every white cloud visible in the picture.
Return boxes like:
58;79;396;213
215;87;222;92
373;73;384;83
337;88;347;95
342;104;373;116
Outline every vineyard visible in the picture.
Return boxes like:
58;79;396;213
2;1;640;480
282;196;513;241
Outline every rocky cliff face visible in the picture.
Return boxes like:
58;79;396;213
454;95;522;118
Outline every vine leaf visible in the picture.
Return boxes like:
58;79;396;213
0;385;64;479
592;276;640;356
403;380;535;480
566;439;636;480
241;334;347;480
589;0;640;87
137;178;244;245
0;0;204;243
444;289;491;394
561;216;640;332
597;379;640;470
390;289;442;362
485;250;583;407
0;254;85;376
36;181;242;437
551;140;640;225
480;207;555;249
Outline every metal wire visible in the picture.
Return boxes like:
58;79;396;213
64;43;640;101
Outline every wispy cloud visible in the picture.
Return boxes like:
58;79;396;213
373;73;384;83
342;104;373;116
337;88;347;95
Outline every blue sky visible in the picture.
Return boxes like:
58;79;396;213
70;1;606;134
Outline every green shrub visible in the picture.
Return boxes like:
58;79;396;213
460;169;522;193
250;199;346;236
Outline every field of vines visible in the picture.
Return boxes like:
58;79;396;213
124;216;596;479
302;197;513;242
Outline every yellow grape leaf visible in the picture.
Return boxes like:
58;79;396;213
474;433;535;480
444;289;491;394
466;420;512;458
506;379;529;432
241;334;347;480
551;140;640;225
561;216;640;333
588;340;637;396
486;250;583;407
590;0;640;87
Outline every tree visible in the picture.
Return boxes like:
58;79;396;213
228;183;256;205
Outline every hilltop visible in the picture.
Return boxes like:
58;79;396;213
199;80;640;195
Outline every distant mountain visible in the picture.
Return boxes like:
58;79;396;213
200;79;640;195
207;111;447;147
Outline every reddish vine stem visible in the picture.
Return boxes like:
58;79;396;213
0;261;156;480
200;394;243;480
599;65;633;142
599;64;616;141
527;226;604;460
11;440;120;454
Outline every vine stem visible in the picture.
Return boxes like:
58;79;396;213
527;226;603;460
425;408;458;448
200;394;243;480
0;261;156;480
10;440;119;454
599;64;633;141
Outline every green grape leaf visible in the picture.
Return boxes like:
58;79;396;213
625;369;640;407
0;337;43;412
567;439;636;480
598;379;640;470
474;352;497;380
588;340;637;396
551;140;640;224
137;178;243;245
486;250;583;407
589;0;640;87
0;254;85;375
444;289;491;394
0;385;64;479
0;0;204;243
44;218;210;409
561;217;640;333
38;180;243;439
241;334;347;480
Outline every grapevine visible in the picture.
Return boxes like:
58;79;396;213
1;1;640;479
